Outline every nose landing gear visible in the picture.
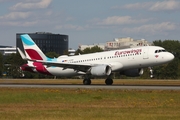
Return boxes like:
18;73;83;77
149;67;154;78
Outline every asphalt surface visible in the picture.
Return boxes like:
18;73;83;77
0;83;180;90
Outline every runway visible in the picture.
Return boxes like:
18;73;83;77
0;83;180;90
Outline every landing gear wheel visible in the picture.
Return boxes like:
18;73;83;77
83;79;91;85
105;78;113;85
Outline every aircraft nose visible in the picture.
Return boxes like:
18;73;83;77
167;52;174;61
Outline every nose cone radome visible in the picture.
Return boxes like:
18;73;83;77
167;53;174;61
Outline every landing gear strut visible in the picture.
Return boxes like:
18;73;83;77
149;67;154;78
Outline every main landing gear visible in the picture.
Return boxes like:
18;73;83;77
83;78;91;85
83;78;113;85
105;78;113;85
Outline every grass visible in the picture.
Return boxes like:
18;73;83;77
0;87;180;120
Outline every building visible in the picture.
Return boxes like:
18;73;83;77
16;32;68;55
79;44;105;51
79;37;152;51
106;37;152;50
68;49;76;56
0;46;16;55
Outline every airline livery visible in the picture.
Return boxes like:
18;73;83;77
18;34;174;85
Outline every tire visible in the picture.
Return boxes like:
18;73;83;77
105;78;113;85
83;79;91;85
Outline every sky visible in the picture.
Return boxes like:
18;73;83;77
0;0;180;49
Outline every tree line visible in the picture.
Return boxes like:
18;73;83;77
0;40;179;79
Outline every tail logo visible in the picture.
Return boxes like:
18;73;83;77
21;35;35;46
26;49;43;60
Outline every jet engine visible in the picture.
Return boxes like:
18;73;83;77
120;68;143;77
90;65;111;76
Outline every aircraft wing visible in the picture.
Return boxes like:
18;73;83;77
35;60;123;73
37;60;94;72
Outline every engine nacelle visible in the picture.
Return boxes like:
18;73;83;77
120;68;143;77
90;65;111;76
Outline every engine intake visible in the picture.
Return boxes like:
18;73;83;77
90;65;111;76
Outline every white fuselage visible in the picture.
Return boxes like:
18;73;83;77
43;46;174;76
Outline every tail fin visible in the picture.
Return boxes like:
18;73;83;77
17;47;36;72
20;34;47;61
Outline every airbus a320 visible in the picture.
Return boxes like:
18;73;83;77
18;34;174;85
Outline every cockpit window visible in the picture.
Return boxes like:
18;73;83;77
155;49;166;53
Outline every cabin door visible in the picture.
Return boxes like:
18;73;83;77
143;48;149;59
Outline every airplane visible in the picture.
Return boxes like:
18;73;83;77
18;34;174;85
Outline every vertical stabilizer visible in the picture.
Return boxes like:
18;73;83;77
20;34;47;61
